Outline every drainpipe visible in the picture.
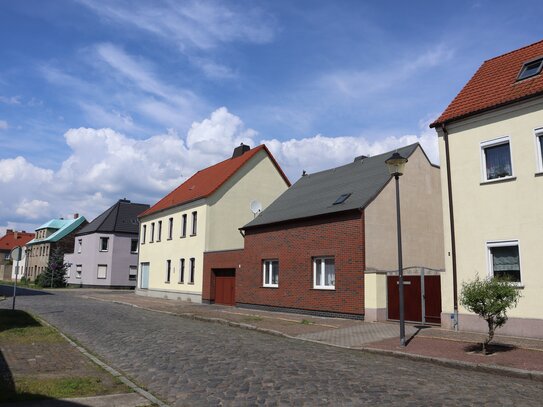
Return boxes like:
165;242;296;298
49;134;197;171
442;124;459;331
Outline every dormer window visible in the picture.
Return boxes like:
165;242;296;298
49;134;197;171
333;193;352;205
517;58;543;81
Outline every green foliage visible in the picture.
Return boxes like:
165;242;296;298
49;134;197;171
35;247;68;288
460;275;521;353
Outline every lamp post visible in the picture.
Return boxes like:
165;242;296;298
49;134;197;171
385;151;408;347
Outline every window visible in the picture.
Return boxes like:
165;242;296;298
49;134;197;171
181;214;187;237
333;193;351;205
481;137;513;181
157;221;162;242
100;237;109;252
150;223;155;242
77;239;82;253
536;129;543;173
179;258;185;283
131;239;138;253
487;241;521;283
263;260;279;287
168;217;173;240
142;225;146;244
76;265;82;279
97;264;107;279
165;260;171;283
313;257;335;289
189;258;195;283
517;58;543;81
129;265;137;281
191;212;197;236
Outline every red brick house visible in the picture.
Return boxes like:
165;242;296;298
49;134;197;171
0;229;35;280
203;143;444;321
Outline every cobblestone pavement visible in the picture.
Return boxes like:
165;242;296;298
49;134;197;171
2;289;543;406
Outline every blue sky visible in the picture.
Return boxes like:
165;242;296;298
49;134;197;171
1;0;543;232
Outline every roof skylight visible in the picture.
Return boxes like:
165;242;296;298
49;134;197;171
333;193;351;205
517;58;543;81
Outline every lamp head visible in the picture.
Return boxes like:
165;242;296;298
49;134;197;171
385;152;408;176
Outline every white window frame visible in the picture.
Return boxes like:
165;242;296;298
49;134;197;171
142;225;146;244
150;222;155;242
97;264;107;279
99;237;109;252
480;136;514;183
76;264;82;279
168;217;173;240
157;220;162;242
535;127;543;173
191;212;198;236
179;258;185;283
486;240;522;285
189;258;195;284
313;257;335;290
181;214;187;237
129;265;137;281
77;239;82;254
165;259;171;283
262;259;279;287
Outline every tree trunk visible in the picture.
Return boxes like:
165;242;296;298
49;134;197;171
484;318;496;355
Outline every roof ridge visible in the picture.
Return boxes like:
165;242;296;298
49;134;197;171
483;39;543;63
112;200;123;230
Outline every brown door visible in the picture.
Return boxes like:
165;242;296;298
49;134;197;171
424;276;442;324
214;269;236;306
387;275;442;324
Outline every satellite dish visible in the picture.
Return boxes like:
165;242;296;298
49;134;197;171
250;200;262;216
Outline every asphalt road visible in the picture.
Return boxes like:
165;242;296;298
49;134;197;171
1;286;542;406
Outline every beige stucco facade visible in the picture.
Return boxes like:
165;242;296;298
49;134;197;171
137;149;289;302
437;97;543;338
363;146;444;321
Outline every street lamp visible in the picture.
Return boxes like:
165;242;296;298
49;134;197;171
385;151;408;347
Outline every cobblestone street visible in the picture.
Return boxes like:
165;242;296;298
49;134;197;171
2;288;542;406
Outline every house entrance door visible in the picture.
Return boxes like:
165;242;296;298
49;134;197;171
140;263;149;289
214;269;236;306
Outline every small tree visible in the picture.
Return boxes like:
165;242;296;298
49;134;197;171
460;275;521;354
36;247;68;288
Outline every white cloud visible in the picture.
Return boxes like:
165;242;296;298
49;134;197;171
0;96;21;105
263;123;439;181
190;57;237;79
0;107;438;234
16;199;51;220
0;120;7;130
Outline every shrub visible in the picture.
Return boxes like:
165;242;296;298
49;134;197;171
36;247;68;288
460;275;521;354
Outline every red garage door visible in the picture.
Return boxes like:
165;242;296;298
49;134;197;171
214;269;236;306
387;275;441;324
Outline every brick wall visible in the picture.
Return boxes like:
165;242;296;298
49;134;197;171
238;210;366;316
202;249;244;302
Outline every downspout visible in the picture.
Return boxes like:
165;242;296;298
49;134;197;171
442;124;459;331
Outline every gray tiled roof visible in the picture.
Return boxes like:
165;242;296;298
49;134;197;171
243;143;420;229
77;199;150;235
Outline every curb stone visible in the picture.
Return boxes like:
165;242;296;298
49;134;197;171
36;315;170;407
83;295;543;383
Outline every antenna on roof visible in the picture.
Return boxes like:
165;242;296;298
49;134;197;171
250;200;262;218
302;170;307;176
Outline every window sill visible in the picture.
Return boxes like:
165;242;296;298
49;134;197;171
180;235;186;239
167;238;172;241
178;281;185;284
480;176;516;185
262;285;278;289
99;250;108;253
312;287;335;291
188;282;195;285
131;252;138;255
190;234;197;237
164;281;170;284
535;172;543;177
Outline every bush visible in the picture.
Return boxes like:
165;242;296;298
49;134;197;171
460;275;521;354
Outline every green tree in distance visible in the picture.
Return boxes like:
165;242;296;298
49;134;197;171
36;247;68;288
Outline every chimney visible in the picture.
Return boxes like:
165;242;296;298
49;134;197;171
354;155;368;162
232;143;251;158
14;232;18;239
6;229;13;234
74;213;79;219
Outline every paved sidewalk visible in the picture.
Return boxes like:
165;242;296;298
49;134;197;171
62;289;543;381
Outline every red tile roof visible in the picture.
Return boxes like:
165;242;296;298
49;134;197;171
139;145;290;218
0;230;35;252
431;39;543;128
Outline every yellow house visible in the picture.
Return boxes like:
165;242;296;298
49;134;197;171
137;144;290;302
431;40;543;338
